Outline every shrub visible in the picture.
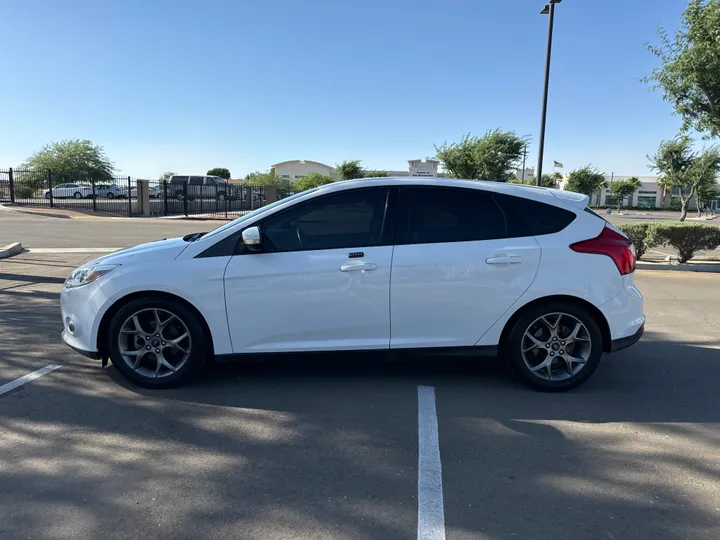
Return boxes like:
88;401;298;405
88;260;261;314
652;222;720;263
618;223;658;260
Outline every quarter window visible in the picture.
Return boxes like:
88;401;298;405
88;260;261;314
400;186;507;244
494;193;576;237
261;188;388;252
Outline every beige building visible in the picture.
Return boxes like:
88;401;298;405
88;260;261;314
271;160;337;180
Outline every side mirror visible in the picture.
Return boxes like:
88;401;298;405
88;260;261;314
241;226;263;252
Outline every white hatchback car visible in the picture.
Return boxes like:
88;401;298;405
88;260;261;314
61;178;645;391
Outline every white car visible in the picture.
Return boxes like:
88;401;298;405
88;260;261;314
60;178;645;391
45;183;93;199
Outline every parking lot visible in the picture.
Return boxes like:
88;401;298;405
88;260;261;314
1;213;720;540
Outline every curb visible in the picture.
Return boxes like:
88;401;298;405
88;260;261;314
636;261;720;273
0;205;72;219
0;242;23;260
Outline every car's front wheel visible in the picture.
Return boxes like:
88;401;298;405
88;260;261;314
74;192;82;199
107;192;115;199
107;296;208;388
505;302;603;392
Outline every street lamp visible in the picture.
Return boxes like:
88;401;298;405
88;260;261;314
536;0;562;186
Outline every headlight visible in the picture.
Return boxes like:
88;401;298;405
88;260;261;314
64;264;119;289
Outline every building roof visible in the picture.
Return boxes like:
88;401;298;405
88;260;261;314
271;159;335;169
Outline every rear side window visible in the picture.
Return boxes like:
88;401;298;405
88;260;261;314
400;186;507;244
189;176;204;186
170;176;189;184
494;193;576;237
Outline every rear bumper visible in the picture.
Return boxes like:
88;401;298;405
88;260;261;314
610;324;644;352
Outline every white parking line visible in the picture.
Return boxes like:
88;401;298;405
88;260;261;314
0;365;62;396
24;248;121;254
417;385;446;540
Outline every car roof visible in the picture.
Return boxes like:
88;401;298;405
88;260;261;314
312;177;589;211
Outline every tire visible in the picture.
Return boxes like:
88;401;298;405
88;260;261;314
218;192;226;201
505;301;603;392
107;192;115;199
107;296;209;389
45;192;51;199
176;191;184;201
74;192;82;199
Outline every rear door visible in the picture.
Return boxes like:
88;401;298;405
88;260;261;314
390;186;541;349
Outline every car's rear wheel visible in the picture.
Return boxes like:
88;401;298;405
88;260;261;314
45;192;51;199
107;297;208;388
107;192;115;199
218;192;226;201
505;302;603;392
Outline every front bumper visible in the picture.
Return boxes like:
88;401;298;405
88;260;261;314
60;281;111;358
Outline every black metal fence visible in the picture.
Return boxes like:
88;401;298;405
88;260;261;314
0;168;273;218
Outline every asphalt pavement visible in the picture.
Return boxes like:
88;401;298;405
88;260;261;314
1;242;719;539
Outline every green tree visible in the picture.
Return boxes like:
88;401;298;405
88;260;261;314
644;0;720;138
207;167;231;179
294;172;335;191
609;177;642;211
21;139;114;191
434;130;528;181
564;166;607;198
337;160;365;180
245;170;293;191
159;171;175;180
364;170;388;178
648;136;720;221
696;174;720;214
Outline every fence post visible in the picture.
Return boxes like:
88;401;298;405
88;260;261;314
127;177;132;216
8;168;15;203
224;183;229;219
91;178;97;211
163;181;168;216
183;181;188;216
47;170;54;208
264;185;278;205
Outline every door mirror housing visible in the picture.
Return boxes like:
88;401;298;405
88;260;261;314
242;226;263;252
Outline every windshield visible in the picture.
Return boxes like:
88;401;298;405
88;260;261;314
199;188;317;240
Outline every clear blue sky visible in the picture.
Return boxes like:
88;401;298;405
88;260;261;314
0;0;689;178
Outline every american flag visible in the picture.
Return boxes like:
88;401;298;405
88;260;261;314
553;161;564;168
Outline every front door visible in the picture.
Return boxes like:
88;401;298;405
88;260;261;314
224;187;394;353
390;186;541;349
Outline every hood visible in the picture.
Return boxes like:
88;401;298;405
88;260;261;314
87;237;191;266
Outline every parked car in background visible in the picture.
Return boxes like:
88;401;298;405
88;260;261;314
168;175;228;201
44;183;94;199
127;185;164;199
95;184;125;199
61;178;644;391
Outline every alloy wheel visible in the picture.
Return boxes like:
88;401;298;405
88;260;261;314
521;312;592;381
117;308;192;378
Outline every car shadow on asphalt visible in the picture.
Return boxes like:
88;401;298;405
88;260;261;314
109;330;720;425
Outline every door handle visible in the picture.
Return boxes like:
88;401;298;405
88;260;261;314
485;255;523;265
340;262;378;272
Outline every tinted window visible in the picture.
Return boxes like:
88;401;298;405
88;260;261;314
189;176;204;185
170;176;189;184
494;193;576;237
400;186;507;244
261;188;388;252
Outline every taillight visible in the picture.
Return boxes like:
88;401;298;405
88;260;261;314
570;226;636;275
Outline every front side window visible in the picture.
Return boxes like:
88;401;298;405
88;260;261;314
400;186;507;244
261;188;388;252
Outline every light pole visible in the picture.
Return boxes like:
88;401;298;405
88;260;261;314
536;0;562;186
